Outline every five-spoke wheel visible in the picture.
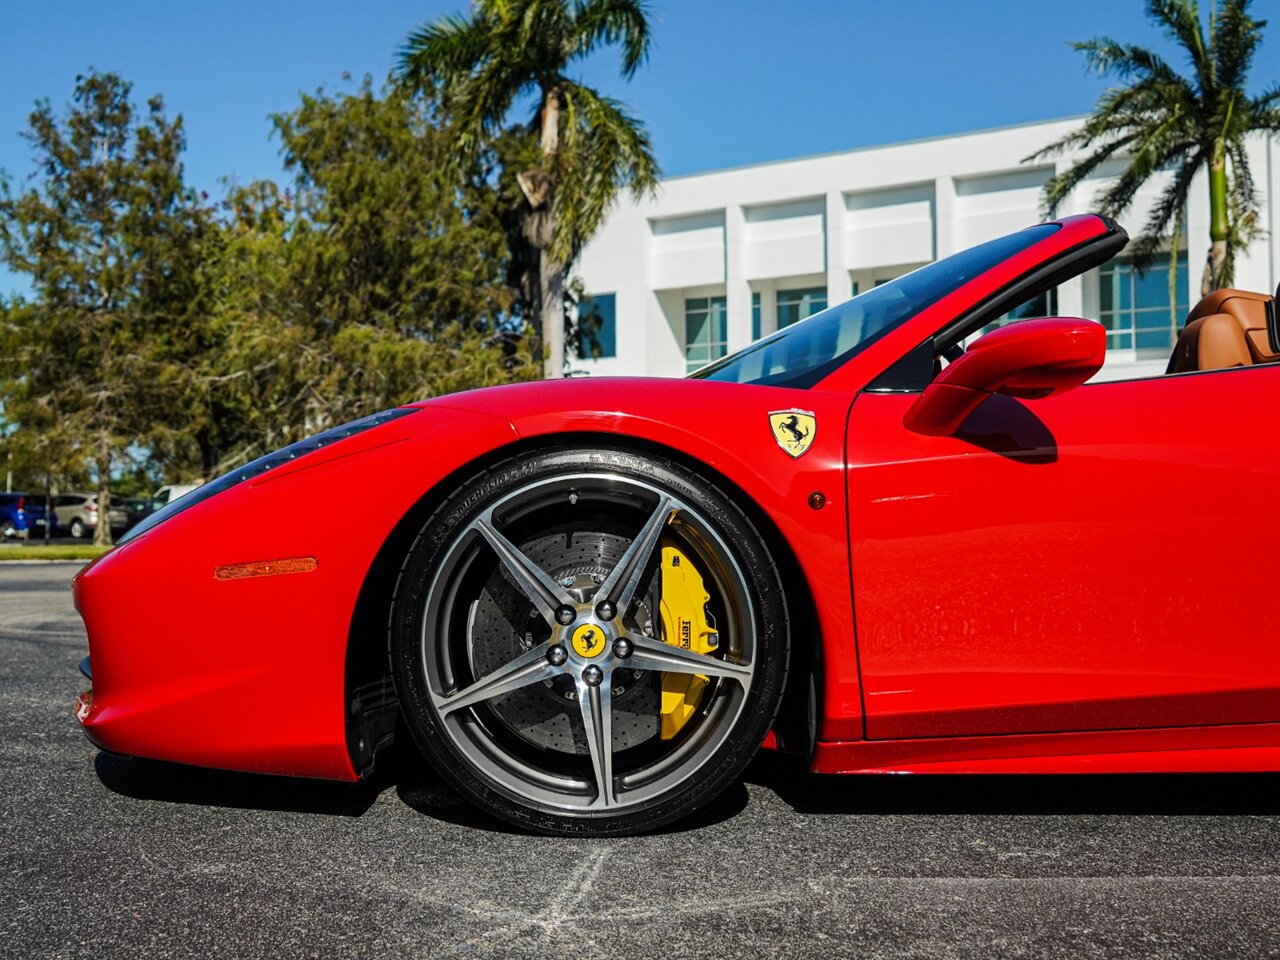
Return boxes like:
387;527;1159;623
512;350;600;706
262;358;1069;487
392;448;788;835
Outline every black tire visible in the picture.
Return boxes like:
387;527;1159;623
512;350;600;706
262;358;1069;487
391;446;789;836
69;518;86;539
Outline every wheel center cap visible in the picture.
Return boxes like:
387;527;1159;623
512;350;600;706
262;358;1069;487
569;622;608;659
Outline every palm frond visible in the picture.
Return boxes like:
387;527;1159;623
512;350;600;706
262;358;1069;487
1212;0;1265;95
553;80;657;260
1146;0;1212;93
514;0;572;76
396;12;491;91
1093;117;1197;215
1126;152;1200;266
1036;135;1138;215
1072;37;1180;84
1248;83;1280;130
395;5;542;155
569;0;651;77
1252;82;1280;111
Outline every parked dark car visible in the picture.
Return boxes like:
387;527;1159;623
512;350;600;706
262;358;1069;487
0;493;53;539
120;497;155;531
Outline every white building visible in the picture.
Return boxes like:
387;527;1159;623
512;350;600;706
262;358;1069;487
571;117;1279;382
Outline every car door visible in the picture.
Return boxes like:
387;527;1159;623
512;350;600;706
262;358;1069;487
847;364;1280;740
52;495;73;528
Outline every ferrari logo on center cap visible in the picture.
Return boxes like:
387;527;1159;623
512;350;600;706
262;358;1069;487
769;410;816;458
570;624;606;658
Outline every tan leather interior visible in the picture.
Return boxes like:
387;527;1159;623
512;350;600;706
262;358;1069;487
1184;289;1278;365
1170;288;1277;373
1170;313;1254;373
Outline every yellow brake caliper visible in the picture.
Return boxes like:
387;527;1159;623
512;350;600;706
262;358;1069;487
658;540;719;740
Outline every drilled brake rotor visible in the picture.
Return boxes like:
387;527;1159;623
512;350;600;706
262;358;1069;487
467;528;660;755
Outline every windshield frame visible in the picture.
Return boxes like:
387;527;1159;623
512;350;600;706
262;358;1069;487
689;222;1072;390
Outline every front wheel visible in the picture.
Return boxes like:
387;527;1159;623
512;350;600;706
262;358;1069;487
392;447;790;836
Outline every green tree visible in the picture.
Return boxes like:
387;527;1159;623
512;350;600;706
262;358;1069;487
397;0;659;378
0;72;205;544
1;297;92;541
179;78;535;475
1029;0;1280;295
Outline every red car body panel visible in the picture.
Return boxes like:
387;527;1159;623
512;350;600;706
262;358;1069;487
848;365;1280;741
413;379;865;740
812;722;1280;774
72;213;1280;784
76;408;519;779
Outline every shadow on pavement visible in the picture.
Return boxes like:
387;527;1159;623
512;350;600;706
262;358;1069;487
95;741;1277;827
393;746;751;834
94;750;395;818
742;749;1280;816
95;740;751;832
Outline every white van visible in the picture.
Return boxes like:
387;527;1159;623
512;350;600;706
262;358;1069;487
152;483;202;508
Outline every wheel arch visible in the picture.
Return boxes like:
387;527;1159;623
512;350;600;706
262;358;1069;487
343;430;823;777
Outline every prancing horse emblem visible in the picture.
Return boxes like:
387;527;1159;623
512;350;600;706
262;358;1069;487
768;409;817;459
571;623;606;658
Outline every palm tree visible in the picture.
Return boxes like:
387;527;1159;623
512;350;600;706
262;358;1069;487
397;0;659;378
1029;0;1279;296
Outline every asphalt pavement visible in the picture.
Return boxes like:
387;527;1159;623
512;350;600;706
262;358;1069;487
2;561;1277;960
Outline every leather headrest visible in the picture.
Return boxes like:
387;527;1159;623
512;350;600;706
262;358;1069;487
1186;288;1277;363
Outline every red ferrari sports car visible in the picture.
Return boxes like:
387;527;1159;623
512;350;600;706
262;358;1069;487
73;214;1280;835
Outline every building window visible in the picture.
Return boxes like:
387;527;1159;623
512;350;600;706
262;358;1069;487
685;296;728;372
776;287;827;329
751;292;761;341
577;293;616;360
1099;254;1189;352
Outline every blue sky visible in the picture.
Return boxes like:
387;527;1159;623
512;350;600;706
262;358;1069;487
2;0;1278;294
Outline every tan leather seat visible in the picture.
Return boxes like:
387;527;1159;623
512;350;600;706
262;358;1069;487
1170;313;1253;372
1184;288;1278;365
1169;288;1277;373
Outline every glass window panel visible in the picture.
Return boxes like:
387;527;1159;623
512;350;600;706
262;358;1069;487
685;296;728;372
1134;264;1165;305
777;286;827;329
695;224;1061;387
1096;254;1188;353
751;292;761;341
710;296;728;342
577;293;616;359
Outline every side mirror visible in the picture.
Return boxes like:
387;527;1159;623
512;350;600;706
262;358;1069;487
903;317;1106;437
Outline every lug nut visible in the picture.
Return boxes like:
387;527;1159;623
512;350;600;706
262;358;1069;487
612;638;633;659
582;665;603;687
547;644;568;666
596;600;616;621
555;605;576;625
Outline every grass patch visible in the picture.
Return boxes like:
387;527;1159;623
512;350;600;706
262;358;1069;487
0;544;111;561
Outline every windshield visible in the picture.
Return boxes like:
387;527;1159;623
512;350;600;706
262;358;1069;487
691;223;1060;388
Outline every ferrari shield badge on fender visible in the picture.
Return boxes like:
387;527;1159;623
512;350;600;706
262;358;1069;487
768;409;816;458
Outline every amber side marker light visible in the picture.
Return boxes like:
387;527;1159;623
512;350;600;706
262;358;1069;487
214;557;319;581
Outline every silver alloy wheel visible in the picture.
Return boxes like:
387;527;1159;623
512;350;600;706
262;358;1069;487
419;472;757;815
